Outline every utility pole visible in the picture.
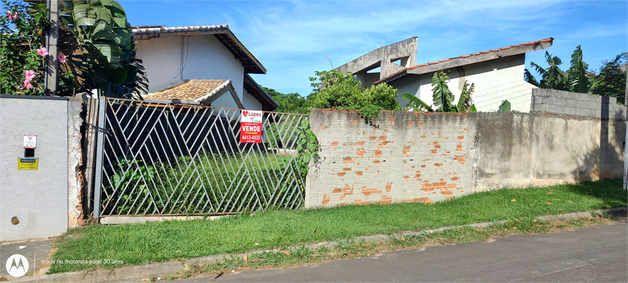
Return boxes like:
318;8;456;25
624;68;627;189
44;0;59;96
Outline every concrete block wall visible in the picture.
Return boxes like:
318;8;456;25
305;109;625;208
531;89;626;120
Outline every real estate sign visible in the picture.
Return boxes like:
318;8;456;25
240;110;263;143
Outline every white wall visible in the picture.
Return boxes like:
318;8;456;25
182;36;245;100
392;55;536;112
137;35;245;100
0;96;69;241
136;37;183;93
211;90;240;109
241;89;263;110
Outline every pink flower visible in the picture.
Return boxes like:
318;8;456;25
23;80;33;89
6;11;18;21
24;70;35;81
58;52;66;63
37;47;49;57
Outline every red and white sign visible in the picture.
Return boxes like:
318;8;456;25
23;134;37;149
240;110;263;143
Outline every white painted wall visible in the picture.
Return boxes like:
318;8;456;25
211;90;240;109
136;37;183;93
392;55;537;112
182;36;245;100
242;89;263;110
136;35;245;100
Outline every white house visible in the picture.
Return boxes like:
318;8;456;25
336;37;554;112
132;25;278;111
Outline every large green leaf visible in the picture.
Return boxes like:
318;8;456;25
456;81;474;113
498;100;511;112
59;0;147;98
402;92;433;112
431;71;454;112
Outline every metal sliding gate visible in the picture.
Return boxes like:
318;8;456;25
93;98;310;218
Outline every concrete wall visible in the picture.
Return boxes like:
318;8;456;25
531;89;627;120
392;55;536;112
335;37;418;86
0;95;82;242
305;109;625;208
137;35;245;100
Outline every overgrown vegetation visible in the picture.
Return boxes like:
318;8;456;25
103;152;306;216
50;178;626;274
525;45;626;104
308;70;401;120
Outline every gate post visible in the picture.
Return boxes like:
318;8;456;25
93;97;107;221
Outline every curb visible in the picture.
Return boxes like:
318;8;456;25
9;207;626;283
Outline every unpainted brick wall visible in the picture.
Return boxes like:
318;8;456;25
305;109;625;208
306;109;475;207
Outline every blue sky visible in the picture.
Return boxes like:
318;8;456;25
118;0;627;96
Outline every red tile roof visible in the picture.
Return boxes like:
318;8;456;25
144;80;230;101
374;37;553;85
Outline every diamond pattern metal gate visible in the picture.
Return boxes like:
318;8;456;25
93;98;310;218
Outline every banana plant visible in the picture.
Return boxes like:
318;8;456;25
59;0;148;98
525;51;567;91
405;71;477;113
431;71;455;112
566;45;589;93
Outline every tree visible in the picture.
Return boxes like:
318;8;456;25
0;0;147;98
263;87;311;114
525;45;589;93
309;70;400;120
525;51;568;90
589;53;627;105
0;0;76;95
403;71;477;113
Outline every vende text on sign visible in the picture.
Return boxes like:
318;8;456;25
240;110;263;144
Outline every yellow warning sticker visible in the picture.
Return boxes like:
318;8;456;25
17;158;38;170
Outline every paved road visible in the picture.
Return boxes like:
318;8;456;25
182;221;628;282
0;239;53;279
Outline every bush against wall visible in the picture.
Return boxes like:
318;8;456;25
309;70;401;120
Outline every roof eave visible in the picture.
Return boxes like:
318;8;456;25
132;25;266;74
374;38;554;85
407;40;553;77
244;74;279;111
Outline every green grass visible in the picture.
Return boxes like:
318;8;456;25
49;178;626;274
